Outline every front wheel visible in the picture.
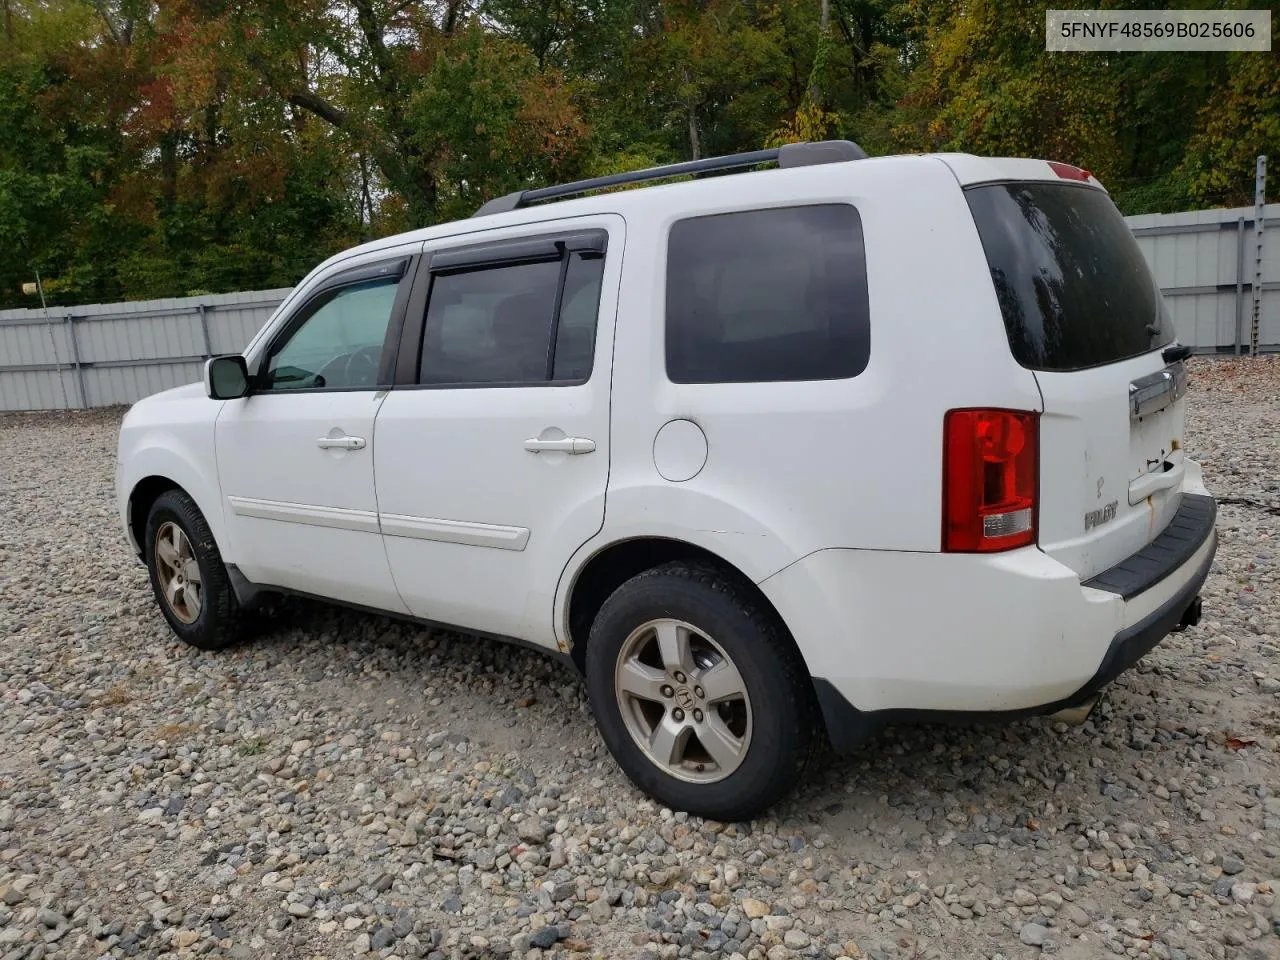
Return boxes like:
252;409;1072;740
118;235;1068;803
585;561;816;820
144;490;243;650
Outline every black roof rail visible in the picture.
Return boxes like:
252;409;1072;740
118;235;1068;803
472;139;868;218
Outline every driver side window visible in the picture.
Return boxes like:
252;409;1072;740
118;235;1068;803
263;277;400;391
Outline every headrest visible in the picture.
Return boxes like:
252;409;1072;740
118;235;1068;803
492;293;549;342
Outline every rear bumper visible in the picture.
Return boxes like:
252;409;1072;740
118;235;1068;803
811;527;1214;750
758;486;1218;751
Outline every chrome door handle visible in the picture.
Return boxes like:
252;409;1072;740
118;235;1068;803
524;437;596;455
316;436;366;451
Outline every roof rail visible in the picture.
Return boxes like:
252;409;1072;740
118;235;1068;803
472;139;868;218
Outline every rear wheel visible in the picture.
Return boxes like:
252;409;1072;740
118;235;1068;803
585;561;815;820
144;490;243;650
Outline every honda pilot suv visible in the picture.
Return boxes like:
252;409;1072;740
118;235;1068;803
117;141;1216;820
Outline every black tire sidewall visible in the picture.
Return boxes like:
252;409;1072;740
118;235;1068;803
143;491;237;650
585;565;811;820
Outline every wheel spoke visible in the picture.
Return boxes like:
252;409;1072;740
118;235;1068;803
182;558;202;585
155;536;179;571
617;658;668;703
700;714;746;772
649;717;692;767
165;576;182;610
654;621;693;674
184;581;202;617
175;528;192;560
697;657;746;705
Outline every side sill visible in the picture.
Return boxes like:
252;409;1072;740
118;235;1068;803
222;565;577;671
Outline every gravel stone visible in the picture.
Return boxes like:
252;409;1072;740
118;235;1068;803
1;357;1278;959
517;819;548;844
1220;854;1247;875
529;926;563;948
1019;922;1048;946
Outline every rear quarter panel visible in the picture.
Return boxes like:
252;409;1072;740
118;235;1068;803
596;156;1044;573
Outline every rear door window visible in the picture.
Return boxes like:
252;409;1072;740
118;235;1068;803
665;204;870;383
419;248;605;386
965;182;1173;371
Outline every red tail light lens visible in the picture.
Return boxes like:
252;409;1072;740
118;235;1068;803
943;409;1039;552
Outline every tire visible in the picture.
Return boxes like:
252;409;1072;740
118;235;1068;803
585;560;816;820
144;489;243;651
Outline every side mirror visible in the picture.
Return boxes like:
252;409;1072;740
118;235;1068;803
204;355;250;400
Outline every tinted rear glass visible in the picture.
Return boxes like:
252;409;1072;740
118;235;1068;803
665;204;870;383
965;182;1172;371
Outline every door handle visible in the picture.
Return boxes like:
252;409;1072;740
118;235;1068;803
316;436;366;451
524;437;596;455
1127;449;1184;505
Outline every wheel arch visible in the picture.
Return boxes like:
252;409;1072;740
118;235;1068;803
560;536;808;677
122;445;228;562
128;475;183;556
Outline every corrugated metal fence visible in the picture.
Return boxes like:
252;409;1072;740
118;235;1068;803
1;201;1277;412
0;289;291;411
1129;202;1278;356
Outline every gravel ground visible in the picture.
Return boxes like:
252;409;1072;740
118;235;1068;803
1;356;1278;960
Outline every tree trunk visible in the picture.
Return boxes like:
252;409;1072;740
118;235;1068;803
443;0;464;36
687;105;702;161
809;0;831;105
358;154;373;239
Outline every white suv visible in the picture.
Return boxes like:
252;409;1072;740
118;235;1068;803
117;141;1217;820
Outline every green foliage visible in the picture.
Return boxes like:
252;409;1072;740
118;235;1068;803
408;22;589;221
0;0;1273;307
1177;27;1279;209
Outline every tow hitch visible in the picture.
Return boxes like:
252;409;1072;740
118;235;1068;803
1171;595;1203;633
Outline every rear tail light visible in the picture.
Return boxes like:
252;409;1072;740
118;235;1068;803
943;408;1038;552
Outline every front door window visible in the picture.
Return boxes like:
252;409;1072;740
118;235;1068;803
264;277;400;391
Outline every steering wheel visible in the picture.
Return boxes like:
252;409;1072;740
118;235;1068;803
342;344;383;387
315;345;382;389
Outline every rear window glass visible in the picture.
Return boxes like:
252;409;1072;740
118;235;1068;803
665;204;870;383
965;183;1173;372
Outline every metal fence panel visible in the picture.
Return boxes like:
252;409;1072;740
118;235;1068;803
1262;289;1280;349
0;368;76;412
0;315;74;366
83;360;207;408
1160;290;1238;351
209;301;284;354
1128;202;1277;355
0;288;291;411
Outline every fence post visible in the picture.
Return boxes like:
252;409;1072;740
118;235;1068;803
197;302;213;359
65;313;88;408
33;270;72;410
1235;217;1247;356
1252;155;1267;355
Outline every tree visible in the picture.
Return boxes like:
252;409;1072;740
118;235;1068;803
1178;36;1279;208
2;0;1274;308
